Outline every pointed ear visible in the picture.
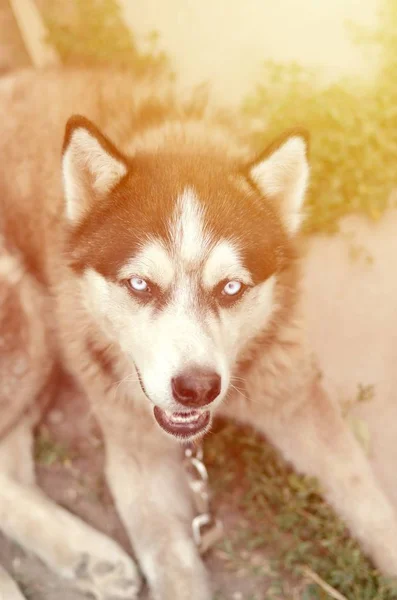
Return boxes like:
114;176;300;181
248;130;310;234
62;115;128;222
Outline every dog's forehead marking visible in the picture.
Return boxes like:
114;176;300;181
202;241;253;289
117;189;253;292
171;187;212;265
118;240;174;288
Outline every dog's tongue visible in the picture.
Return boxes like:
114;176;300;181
153;406;210;438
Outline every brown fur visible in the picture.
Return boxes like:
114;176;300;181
1;68;397;600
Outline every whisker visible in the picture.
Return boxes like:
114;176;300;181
229;382;262;405
229;382;251;402
112;373;140;398
231;375;248;385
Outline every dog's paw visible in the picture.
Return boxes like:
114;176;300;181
74;552;141;600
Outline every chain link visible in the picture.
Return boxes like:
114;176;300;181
184;442;223;554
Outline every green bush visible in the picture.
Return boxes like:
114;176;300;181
42;0;168;74
242;0;397;234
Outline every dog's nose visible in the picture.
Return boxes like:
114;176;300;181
171;369;221;408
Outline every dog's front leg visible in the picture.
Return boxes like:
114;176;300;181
232;375;397;577
0;565;27;600
96;405;212;600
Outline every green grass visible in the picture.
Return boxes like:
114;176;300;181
34;426;73;466
205;422;397;599
42;0;169;74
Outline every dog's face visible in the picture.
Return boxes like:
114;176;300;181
62;116;309;440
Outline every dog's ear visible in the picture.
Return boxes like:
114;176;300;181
62;115;128;222
248;130;310;235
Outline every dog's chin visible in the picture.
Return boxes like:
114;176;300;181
153;406;212;441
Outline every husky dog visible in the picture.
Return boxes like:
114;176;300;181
1;68;397;600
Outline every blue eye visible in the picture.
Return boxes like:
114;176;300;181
129;277;149;292
222;281;242;296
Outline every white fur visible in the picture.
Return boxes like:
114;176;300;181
250;136;309;234
0;253;23;285
171;188;212;265
202;240;252;288
119;240;175;289
62;128;127;222
84;268;230;411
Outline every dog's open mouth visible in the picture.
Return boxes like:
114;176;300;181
153;407;211;438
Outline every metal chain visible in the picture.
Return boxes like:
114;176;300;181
183;442;224;554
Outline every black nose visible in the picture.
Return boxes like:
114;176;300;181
171;369;221;408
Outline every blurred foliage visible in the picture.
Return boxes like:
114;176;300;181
242;0;397;234
42;0;169;74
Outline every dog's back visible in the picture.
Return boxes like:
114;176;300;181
0;240;52;438
0;69;170;280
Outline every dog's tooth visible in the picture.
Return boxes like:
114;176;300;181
169;412;200;424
